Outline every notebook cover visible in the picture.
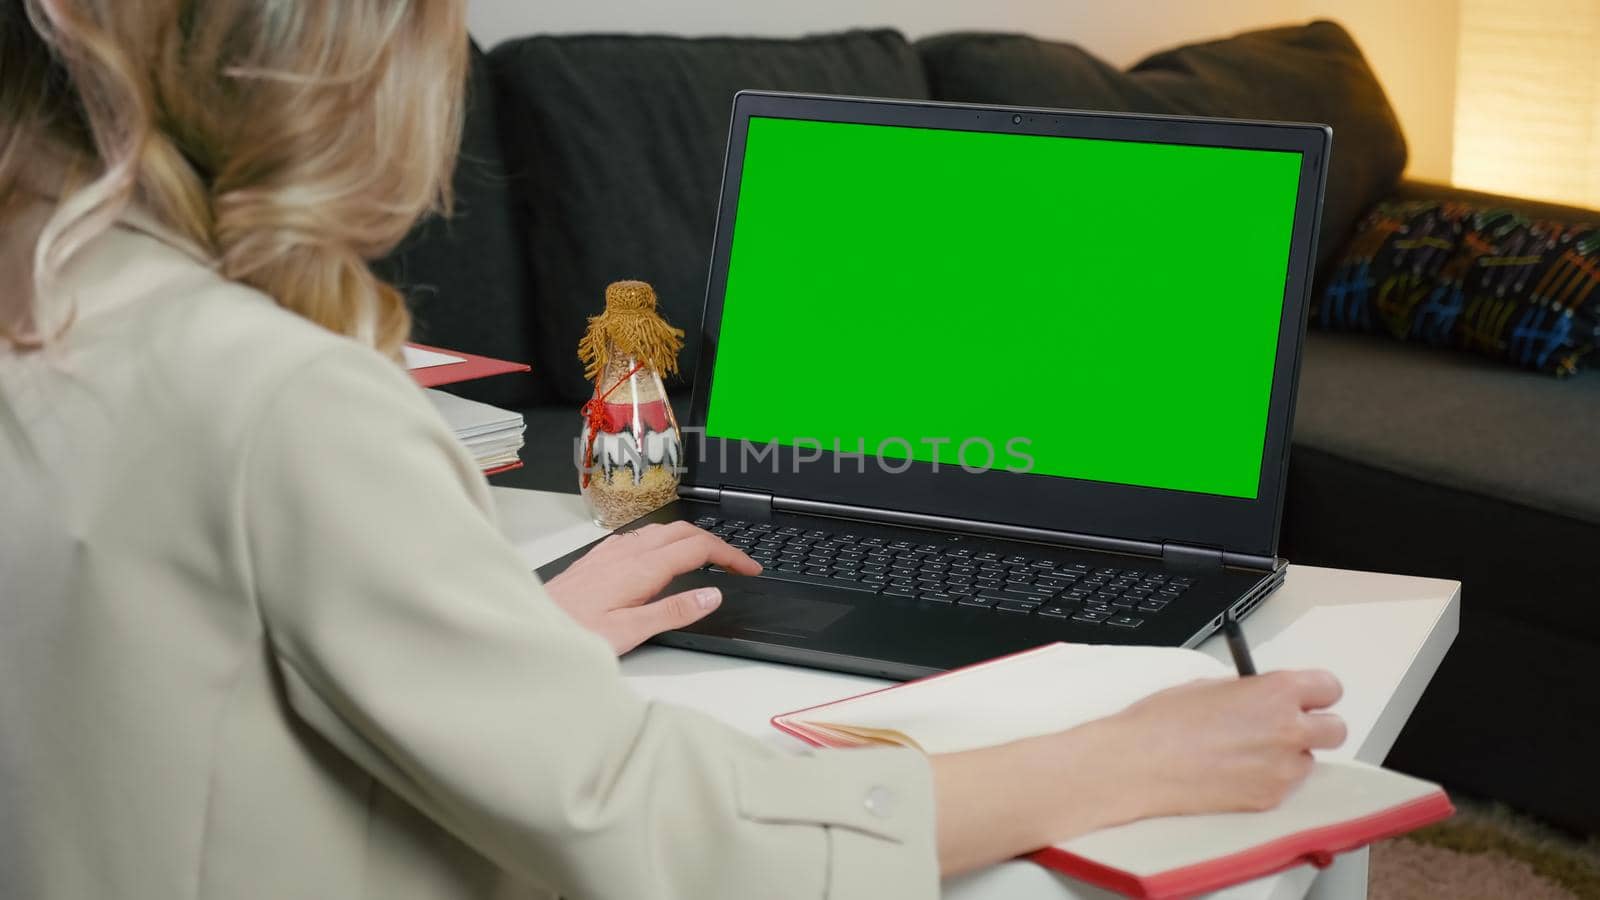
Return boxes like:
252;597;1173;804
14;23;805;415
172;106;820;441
406;342;531;388
1028;790;1452;899
770;644;1455;899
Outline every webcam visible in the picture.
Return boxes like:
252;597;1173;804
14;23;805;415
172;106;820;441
1012;114;1023;125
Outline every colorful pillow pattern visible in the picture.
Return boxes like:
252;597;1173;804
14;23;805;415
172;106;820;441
1315;201;1600;376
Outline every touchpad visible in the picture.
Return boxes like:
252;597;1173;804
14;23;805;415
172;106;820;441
707;587;853;640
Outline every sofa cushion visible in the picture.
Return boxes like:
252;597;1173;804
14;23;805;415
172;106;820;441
917;21;1407;272
1314;198;1599;376
374;42;537;410
1293;331;1600;529
489;29;931;403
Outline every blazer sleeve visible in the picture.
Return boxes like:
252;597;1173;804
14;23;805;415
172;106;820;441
240;344;939;900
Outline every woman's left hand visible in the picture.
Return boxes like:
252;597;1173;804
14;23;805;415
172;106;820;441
542;521;762;655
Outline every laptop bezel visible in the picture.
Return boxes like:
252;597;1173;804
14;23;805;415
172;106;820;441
682;91;1329;560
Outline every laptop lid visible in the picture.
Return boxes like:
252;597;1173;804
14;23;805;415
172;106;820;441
683;92;1330;561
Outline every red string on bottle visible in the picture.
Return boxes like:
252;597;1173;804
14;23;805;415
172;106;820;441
580;360;647;489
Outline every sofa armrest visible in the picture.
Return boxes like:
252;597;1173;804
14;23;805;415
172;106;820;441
1391;179;1598;226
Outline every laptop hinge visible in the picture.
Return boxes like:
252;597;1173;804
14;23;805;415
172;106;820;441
1161;541;1225;570
716;486;774;520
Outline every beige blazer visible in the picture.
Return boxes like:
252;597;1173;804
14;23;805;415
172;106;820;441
0;214;936;899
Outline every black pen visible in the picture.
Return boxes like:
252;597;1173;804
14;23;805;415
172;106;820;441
1222;613;1257;677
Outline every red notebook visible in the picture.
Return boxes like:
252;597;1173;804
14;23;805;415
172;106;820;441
773;643;1452;899
404;342;530;388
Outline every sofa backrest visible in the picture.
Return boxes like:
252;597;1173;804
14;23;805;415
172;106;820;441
488;29;930;404
918;21;1408;275
381;23;1407;407
373;42;535;410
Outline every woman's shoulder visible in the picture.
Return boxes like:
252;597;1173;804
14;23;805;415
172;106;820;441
51;219;420;450
103;223;365;378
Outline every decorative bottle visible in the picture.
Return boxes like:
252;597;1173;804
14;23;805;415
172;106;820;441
576;281;685;528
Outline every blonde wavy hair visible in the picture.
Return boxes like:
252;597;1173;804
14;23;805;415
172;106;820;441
0;0;467;355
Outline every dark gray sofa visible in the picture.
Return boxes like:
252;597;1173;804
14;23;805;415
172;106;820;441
375;24;1600;834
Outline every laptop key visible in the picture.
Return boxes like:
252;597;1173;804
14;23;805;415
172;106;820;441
882;588;918;599
976;591;1042;606
995;600;1037;614
919;592;956;604
1072;610;1110;623
1038;606;1073;618
1107;615;1144;628
758;570;881;594
958;596;997;608
1136;600;1167;613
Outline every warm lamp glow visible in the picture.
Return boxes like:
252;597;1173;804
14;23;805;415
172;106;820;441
1452;0;1600;209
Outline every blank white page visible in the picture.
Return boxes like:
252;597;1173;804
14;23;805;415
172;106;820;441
794;643;1230;754
403;345;466;369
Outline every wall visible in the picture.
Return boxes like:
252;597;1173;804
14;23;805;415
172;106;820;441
467;0;1458;181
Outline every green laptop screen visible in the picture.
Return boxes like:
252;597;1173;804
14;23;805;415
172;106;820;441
705;116;1302;499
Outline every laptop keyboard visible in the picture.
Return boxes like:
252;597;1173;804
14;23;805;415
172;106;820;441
695;516;1194;630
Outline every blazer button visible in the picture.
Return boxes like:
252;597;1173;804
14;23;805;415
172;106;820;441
863;785;895;818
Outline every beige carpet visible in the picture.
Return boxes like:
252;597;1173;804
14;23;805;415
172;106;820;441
1369;799;1600;900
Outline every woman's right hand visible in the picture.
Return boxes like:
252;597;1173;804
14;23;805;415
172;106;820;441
1101;670;1347;818
931;670;1346;876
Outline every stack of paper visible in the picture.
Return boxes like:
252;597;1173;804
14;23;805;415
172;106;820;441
424;388;526;474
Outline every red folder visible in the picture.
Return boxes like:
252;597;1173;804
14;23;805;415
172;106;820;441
406;342;531;388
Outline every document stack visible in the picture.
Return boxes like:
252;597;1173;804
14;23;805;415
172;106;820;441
423;389;526;476
403;343;533;477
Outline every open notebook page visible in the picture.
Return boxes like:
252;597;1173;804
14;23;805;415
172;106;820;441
792;643;1230;754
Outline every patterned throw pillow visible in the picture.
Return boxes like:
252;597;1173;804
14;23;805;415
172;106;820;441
1314;201;1600;376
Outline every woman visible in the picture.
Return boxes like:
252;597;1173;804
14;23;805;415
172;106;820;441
0;2;1347;898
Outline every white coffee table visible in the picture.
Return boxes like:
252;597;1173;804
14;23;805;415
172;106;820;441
492;487;1459;900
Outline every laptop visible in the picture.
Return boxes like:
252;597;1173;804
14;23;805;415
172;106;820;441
539;91;1331;681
